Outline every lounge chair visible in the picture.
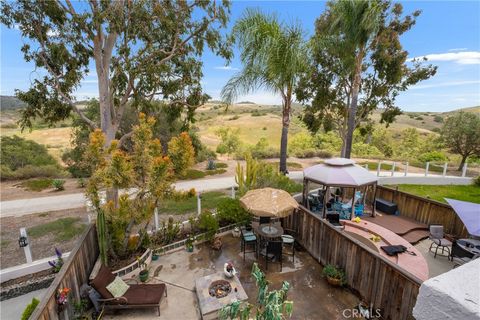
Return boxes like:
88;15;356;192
90;264;167;316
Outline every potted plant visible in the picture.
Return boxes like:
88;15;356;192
232;227;241;238
185;234;195;252
322;264;345;287
223;262;237;278
152;251;160;261
137;258;149;282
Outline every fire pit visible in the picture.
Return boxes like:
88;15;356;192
195;273;248;320
209;280;232;298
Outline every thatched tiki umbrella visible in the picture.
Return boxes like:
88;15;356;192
240;187;299;218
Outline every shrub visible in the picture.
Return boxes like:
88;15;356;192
433;115;443;123
206;159;216;170
182;169;206;179
418;151;447;163
256;163;302;194
21;297;40;320
473;176;480;187
216;162;228;169
216;198;251;225
215;127;241;157
77;178;86;188
197;210;219;242
20;178;53;191
168;132;195;176
228;115;240;121
322;264;346;285
1;135;57;170
248;137;279;159
52;179;66;191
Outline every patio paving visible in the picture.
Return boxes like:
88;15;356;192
104;234;361;319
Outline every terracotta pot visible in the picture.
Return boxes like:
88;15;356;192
326;276;342;286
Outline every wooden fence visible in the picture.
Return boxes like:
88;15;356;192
374;186;468;238
284;207;422;320
31;224;99;320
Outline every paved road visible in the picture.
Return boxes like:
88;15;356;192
0;171;471;218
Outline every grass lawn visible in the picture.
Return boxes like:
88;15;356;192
158;191;229;214
28;217;87;242
396;184;480;204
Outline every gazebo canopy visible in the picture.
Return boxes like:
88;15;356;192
303;158;378;187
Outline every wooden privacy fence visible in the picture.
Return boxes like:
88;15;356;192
284;207;422;320
374;186;468;238
31;224;99;320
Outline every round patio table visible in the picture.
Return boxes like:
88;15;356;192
256;224;284;239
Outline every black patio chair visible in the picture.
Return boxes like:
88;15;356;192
281;229;296;263
241;226;257;260
259;216;271;225
326;213;343;229
265;240;283;271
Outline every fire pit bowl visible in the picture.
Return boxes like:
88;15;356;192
209;280;232;298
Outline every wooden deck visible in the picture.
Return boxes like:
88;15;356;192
363;214;430;244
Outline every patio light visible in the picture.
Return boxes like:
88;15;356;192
18;235;28;248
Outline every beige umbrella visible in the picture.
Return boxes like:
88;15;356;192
239;187;299;218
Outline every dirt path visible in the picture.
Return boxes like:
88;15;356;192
0;178;85;202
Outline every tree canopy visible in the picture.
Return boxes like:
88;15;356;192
441;112;480;170
1;0;232;145
296;0;437;156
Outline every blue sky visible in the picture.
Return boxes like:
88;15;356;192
1;1;479;112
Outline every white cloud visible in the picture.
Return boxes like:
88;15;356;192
410;80;480;90
409;51;480;64
81;79;98;84
448;48;468;52
214;66;240;71
46;29;59;37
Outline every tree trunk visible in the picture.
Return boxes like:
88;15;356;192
279;97;291;174
344;51;364;159
458;155;468;171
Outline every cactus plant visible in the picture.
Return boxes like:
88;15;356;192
97;209;108;265
235;153;258;195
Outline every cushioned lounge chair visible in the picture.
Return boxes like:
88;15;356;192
90;264;167;316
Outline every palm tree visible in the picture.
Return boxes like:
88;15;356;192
328;0;382;158
221;9;307;174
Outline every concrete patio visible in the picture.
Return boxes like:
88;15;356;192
104;234;361;320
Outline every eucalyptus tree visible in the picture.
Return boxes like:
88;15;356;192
221;9;307;174
296;0;436;157
1;0;232;146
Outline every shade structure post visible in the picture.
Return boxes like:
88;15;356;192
372;183;377;217
303;178;309;208
323;185;328;219
391;162;396;176
350;188;355;220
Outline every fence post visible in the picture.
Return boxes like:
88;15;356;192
404;162;409;176
20;228;33;263
154;207;159;231
443;162;448;177
365;164;369;170
391;162;396;176
197;192;202;215
231;186;235;199
425;162;430;176
462;162;468;177
377;161;381;176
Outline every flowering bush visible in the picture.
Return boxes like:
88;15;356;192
56;287;70;305
48;248;63;273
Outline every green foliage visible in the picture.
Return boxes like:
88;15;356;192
206;159;217;170
473;176;480;187
296;1;436;156
433;115;443;123
216;127;241;157
168;132;196;176
256;162;302;194
20;178;53;191
28;217;86;242
441;112;480;170
216;162;228;169
247;137;280;159
220;263;293;320
52;179;65;191
77;178;86;188
216;198;252;225
197;210;219;242
189;130;217;163
322;264;346;285
161;217;181;245
418;151;447;163
235;153;258;195
0;135;63;180
20;297;39;320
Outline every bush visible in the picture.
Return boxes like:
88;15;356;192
228;115;240;121
256;163;302;194
206;159;216;170
418;151;447;163
21;297;40;320
473;176;480;187
216;198;251;225
249;138;280;159
181;169;206;179
197;210;219;242
20;178;54;191
52;179;66;191
216;162;228;169
433;115;443;123
1;135;58;170
168;132;195;176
